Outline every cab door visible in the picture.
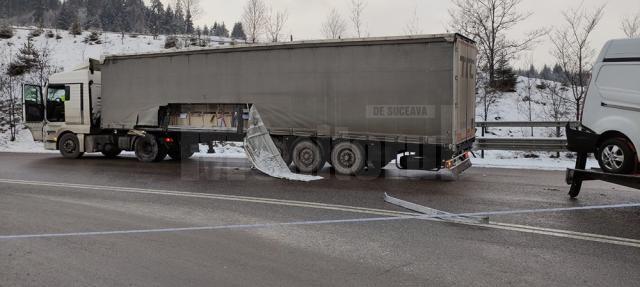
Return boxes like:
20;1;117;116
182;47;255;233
22;84;45;141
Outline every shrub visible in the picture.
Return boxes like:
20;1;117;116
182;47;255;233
0;24;14;39
84;31;102;44
29;29;43;37
164;36;178;49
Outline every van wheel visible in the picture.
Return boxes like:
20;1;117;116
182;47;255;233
135;135;167;163
331;141;366;175
597;138;636;174
292;139;325;173
59;133;84;159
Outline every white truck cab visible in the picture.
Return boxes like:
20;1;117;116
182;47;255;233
567;38;640;174
22;64;98;155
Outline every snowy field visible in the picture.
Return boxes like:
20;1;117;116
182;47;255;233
0;27;596;170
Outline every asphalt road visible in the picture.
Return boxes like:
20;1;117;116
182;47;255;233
1;152;640;286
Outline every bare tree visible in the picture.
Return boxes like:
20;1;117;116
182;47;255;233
266;8;288;42
405;7;422;36
322;8;347;39
550;4;605;121
449;0;545;131
349;0;367;38
621;13;640;38
242;0;267;43
28;41;60;90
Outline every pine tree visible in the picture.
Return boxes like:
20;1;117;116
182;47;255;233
149;0;164;36
7;37;40;77
212;22;219;35
125;0;147;33
494;56;518;92
32;0;47;27
540;65;552;80
185;10;194;34
162;5;175;34
220;22;229;38
231;22;246;40
527;64;538;78
174;1;186;34
70;17;82;36
203;25;209;36
552;64;565;82
56;1;76;30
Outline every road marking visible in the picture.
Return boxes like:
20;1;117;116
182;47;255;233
0;178;414;217
1;213;640;248
1;178;640;248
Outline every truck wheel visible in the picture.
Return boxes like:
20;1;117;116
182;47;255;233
59;133;84;159
272;137;292;166
101;144;122;159
292;139;326;173
135;135;167;163
597;138;636;174
168;144;195;161
331;141;366;175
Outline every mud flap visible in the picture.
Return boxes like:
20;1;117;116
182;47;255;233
244;106;323;182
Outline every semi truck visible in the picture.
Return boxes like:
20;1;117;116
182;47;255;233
22;34;478;176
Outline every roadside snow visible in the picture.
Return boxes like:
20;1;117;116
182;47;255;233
470;151;598;171
0;128;57;154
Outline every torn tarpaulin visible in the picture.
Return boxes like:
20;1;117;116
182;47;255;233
244;106;323;182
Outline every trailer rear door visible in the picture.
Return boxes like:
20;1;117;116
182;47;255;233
453;36;478;147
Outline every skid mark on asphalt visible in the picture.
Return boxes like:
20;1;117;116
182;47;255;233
1;178;640;248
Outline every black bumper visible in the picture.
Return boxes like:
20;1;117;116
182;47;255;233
566;124;599;154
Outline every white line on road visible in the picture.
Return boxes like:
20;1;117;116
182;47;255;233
1;178;640;248
0;178;413;217
2;212;640;248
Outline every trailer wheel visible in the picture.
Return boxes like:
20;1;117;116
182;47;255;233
331;141;366;175
168;144;195;161
135;135;167;163
292;139;325;173
59;133;84;159
597;138;636;174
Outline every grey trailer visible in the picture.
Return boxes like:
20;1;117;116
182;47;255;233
23;34;477;176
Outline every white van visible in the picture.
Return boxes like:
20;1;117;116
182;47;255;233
567;38;640;174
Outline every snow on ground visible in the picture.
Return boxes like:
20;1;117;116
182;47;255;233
0;128;56;153
0;27;230;72
470;76;591;170
471;150;598;171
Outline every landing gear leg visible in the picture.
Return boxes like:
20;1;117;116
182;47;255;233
568;152;588;198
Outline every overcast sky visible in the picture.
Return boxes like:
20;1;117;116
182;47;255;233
177;0;639;68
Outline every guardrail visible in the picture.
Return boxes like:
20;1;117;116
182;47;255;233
475;121;579;152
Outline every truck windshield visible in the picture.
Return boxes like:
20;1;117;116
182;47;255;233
47;86;67;122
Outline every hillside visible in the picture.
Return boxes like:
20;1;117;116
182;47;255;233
0;27;232;72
